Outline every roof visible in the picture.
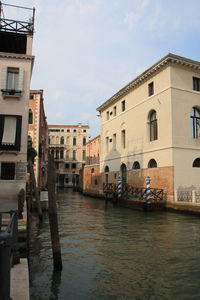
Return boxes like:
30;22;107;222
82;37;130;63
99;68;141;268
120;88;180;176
48;125;89;128
96;53;200;112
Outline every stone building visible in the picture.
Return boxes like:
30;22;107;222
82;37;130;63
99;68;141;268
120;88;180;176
82;135;102;196
96;53;200;202
28;90;48;190
0;5;35;205
48;124;90;187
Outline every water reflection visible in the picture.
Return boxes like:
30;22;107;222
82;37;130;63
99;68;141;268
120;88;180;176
29;189;200;300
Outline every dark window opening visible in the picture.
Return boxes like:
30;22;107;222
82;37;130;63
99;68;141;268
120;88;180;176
191;107;200;139
193;158;200;167
133;161;140;169
148;159;157;168
0;114;22;151
1;162;15;180
122;100;125;112
28;109;33;124
193;77;200;92
149;110;158;141
148;82;154;96
72;163;76;169
65;163;70;169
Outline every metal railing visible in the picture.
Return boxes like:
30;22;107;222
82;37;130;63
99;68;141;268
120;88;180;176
0;210;18;300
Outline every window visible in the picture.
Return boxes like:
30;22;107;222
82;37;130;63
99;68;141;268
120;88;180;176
122;100;125;112
148;159;157;168
65;163;70;169
133;161;140;170
60;150;64;159
106;137;109;152
91;168;94;173
73;150;76;160
0;115;22;151
28;109;33;124
73;129;77;133
113;133;116;149
67;129;70;132
66;150;69;159
149;110;158;141
121;130;126;148
56;150;59;159
60;136;64;144
72;163;76;169
193;158;200;167
83;129;87;133
193;77;200;92
148;82;154;96
106;111;109;120
191;107;200;139
104;166;109;172
1;67;24;97
82;150;86;161
73;137;76;146
113;106;117;116
83;137;86;146
29;94;34;100
0;162;15;180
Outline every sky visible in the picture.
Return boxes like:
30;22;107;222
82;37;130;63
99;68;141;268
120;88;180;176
2;0;200;137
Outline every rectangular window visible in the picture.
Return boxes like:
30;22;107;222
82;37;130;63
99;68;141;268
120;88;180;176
148;82;154;96
82;150;86;161
113;106;117;116
1;67;24;97
29;94;34;100
106;111;109;120
7;67;19;90
121;130;126;148
72;163;76;169
83;137;86;146
113;133;116;149
106;136;109;152
73;137;76;146
122;100;125;112
0;115;22;151
73;150;76;160
193;77;200;91
0;162;15;180
65;163;70;169
67;129;70;132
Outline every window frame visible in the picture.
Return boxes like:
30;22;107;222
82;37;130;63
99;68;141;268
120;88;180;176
148;82;154;96
0;114;22;151
193;77;200;92
122;100;126;112
149;110;158;141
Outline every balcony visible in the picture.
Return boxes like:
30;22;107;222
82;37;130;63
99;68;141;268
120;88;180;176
1;89;22;99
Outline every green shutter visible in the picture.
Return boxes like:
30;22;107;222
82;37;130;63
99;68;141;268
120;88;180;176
18;68;24;91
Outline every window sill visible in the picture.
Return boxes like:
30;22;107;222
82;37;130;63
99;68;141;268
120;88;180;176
1;89;22;99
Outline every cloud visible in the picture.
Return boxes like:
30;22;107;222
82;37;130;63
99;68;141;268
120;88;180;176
124;12;141;29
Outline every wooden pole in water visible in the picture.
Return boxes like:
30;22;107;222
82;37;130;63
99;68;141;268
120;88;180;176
47;153;62;271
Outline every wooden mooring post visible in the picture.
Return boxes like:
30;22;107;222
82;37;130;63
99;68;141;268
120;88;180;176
47;153;62;271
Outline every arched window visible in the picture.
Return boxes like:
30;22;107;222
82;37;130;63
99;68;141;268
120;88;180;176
60;136;64;144
190;107;200;139
28;109;33;124
149;110;157;141
133;161;140;170
91;168;94;173
193;158;200;167
104;166;109;172
148;159;157;168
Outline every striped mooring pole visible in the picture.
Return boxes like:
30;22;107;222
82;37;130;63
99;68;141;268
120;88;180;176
117;176;122;198
146;176;151;203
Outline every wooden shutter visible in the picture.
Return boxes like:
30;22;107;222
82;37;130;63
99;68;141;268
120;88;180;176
18;68;24;91
1;66;7;90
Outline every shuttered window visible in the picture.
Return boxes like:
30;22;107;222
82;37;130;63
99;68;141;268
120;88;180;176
1;66;24;97
0;115;22;151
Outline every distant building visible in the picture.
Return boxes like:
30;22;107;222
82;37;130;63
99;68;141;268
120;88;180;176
28;90;48;189
48;124;90;187
97;53;200;202
0;4;35;204
86;135;100;165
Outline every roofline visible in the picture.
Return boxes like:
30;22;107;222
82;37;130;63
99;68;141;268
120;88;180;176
96;53;200;112
48;125;89;128
86;135;100;144
0;52;35;61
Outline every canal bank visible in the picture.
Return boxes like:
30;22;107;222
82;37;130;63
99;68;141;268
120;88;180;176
29;188;200;300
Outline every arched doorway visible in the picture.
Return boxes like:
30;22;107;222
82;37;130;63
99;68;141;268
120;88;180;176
120;163;127;188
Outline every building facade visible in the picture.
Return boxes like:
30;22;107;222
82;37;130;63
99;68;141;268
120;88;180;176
0;6;35;204
97;53;200;202
28;90;48;190
48;124;90;187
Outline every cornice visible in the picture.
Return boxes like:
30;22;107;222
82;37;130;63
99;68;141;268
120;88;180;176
0;52;34;61
97;53;200;112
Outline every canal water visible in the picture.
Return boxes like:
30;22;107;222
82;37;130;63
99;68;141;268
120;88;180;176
29;189;200;300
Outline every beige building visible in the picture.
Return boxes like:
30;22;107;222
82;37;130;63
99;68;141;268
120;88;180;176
97;53;200;202
0;6;34;204
48;124;90;187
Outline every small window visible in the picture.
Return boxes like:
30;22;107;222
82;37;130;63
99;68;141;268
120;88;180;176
72;163;76;169
29;94;34;100
60;136;64;144
122;100;125;112
148;159;157;168
106;137;109;153
113;106;117;116
65;178;69;183
83;129;87;133
121;129;126;148
73;137;76;146
193;77;200;92
133;161;140;170
193;158;200;167
65;163;70;169
106;111;109;120
83;137;86;146
104;166;109;172
28;109;33;124
73;129;77;133
67;129;70;132
113;133;116;149
0;162;15;180
148;82;154;96
91;168;94;173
